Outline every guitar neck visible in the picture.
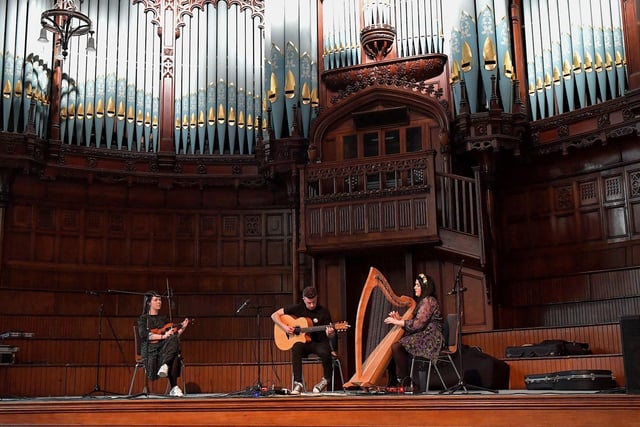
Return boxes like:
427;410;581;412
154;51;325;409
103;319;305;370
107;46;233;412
298;324;330;333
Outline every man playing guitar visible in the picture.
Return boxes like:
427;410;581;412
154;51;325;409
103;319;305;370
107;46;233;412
271;286;336;394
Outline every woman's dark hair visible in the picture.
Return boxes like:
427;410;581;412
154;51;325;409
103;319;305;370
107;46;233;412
416;273;436;299
142;290;161;314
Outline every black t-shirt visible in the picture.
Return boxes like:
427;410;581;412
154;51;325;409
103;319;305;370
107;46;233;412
284;302;333;343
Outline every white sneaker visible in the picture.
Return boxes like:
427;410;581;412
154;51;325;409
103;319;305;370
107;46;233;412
291;381;303;395
169;385;184;397
157;364;169;378
313;377;328;393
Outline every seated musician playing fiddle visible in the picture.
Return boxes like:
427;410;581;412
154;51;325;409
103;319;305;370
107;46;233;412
138;291;189;397
271;286;336;394
384;273;444;390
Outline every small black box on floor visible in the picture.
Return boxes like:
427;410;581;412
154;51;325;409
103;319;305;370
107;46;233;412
418;345;510;391
620;315;640;394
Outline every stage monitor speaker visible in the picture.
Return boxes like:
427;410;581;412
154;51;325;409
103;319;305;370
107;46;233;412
620;315;640;394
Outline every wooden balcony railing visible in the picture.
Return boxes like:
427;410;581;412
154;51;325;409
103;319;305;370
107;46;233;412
299;152;439;252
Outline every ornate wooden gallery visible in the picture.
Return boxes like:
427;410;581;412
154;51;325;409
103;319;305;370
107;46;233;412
1;1;640;425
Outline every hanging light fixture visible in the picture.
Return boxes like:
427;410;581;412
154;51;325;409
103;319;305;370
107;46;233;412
40;0;93;59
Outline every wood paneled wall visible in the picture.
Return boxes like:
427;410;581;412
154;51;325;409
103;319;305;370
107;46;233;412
497;139;640;328
0;175;313;397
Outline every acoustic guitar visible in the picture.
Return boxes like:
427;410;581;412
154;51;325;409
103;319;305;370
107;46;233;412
274;314;350;351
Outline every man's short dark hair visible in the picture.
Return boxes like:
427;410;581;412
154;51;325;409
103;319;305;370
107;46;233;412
302;286;317;299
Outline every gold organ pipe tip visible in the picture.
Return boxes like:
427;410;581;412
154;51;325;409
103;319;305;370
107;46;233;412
182;114;188;128
145;112;151;127
572;52;582;73
594;53;603;72
552;67;561;85
285;70;296;99
77;103;85;119
301;82;311;104
152;116;158;128
450;60;461;84
483;38;497;71
105;98;114;117
14;80;22;97
528;82;535;95
136;110;144;126
60;107;67;120
605;52;613;71
190;112;196;128
126;105;134;123
584;52;593;72
311;88;319;108
238;110;245;128
217;104;225;124
86;102;94;119
615;51;623;67
461;41;473;72
536;77;543;92
116;101;125;120
95;99;104;119
175;117;181;129
503;51;513;79
3;80;12;98
26;82;32;98
563;60;572;79
68;103;76;117
228;107;236;126
269;72;278;103
544;72;552;89
198;110;205;127
247;113;253;130
208;106;215;125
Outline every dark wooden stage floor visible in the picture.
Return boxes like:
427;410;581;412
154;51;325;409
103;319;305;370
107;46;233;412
1;389;639;427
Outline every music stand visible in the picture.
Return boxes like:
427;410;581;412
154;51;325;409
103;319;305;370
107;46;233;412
442;260;497;394
83;298;121;397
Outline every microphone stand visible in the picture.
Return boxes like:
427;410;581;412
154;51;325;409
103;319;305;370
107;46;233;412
236;301;272;396
83;297;121;397
442;260;497;394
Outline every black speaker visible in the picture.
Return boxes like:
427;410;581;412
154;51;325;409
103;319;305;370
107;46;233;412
620;315;640;394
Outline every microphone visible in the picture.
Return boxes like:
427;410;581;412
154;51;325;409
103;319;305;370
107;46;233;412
236;298;250;314
447;259;467;295
85;290;99;296
447;286;468;295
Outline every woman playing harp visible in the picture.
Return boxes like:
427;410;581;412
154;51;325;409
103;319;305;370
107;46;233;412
384;273;444;390
344;267;417;390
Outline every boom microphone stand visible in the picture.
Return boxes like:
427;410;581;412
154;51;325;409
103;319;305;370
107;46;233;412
236;300;272;396
443;260;497;394
84;296;121;397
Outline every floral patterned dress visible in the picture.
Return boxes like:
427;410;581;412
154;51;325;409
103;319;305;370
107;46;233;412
398;295;444;360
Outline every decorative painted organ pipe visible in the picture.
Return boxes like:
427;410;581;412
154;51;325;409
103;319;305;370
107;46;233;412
522;0;627;120
0;0;265;156
264;0;319;140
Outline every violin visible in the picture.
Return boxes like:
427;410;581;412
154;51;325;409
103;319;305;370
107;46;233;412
149;318;194;343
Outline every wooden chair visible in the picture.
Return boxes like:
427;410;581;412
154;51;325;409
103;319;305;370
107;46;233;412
128;324;149;395
128;324;187;395
409;313;463;392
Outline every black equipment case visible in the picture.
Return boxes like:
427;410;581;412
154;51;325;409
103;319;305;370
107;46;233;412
524;369;617;391
506;340;590;358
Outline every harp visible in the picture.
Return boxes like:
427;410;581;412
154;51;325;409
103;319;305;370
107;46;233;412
344;267;417;389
